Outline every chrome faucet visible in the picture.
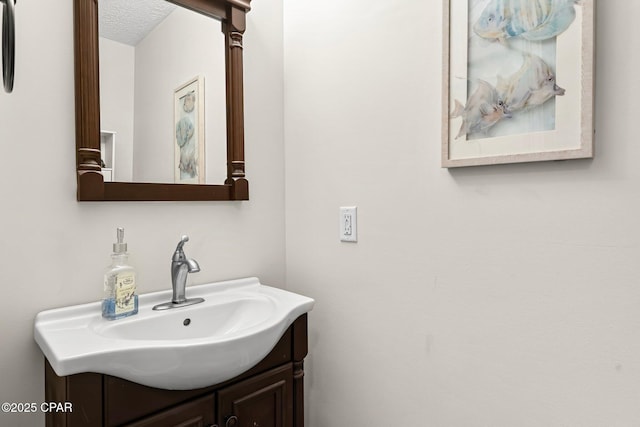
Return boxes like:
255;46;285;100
153;236;204;310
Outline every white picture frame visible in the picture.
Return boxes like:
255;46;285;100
442;0;595;167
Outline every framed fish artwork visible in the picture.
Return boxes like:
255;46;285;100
174;76;206;184
441;0;595;167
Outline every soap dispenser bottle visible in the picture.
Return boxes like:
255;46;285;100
102;227;138;320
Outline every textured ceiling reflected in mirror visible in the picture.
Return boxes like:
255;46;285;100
99;0;176;46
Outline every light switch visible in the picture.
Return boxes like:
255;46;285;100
340;207;357;242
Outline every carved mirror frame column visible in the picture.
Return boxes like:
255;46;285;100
73;0;251;201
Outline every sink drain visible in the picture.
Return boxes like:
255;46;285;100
183;318;191;326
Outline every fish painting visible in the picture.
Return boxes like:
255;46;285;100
176;117;197;179
451;79;512;139
474;0;579;43
496;54;565;112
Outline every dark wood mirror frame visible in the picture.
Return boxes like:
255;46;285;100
74;0;251;201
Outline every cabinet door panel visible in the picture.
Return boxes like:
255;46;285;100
125;394;216;427
218;364;293;427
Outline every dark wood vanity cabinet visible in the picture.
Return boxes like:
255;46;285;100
217;364;293;427
44;315;307;427
125;394;216;427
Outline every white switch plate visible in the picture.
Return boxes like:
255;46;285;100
340;207;357;242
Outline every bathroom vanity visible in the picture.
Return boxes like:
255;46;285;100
44;314;307;427
35;278;314;427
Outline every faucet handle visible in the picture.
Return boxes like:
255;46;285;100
173;235;190;261
176;235;189;250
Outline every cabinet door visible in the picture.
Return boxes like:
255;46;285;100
125;394;216;427
218;364;293;427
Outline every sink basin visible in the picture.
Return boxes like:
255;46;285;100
34;277;314;390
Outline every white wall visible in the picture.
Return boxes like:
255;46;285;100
0;0;284;425
133;7;227;184
99;37;135;182
284;1;640;426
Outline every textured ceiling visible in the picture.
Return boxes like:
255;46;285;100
98;0;176;46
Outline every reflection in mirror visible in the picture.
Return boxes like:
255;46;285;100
98;0;226;184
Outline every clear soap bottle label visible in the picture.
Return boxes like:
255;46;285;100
115;272;136;315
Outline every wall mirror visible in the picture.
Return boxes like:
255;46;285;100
74;0;251;201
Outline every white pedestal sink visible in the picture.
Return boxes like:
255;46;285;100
34;277;314;390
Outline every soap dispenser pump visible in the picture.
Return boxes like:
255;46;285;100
102;227;138;320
